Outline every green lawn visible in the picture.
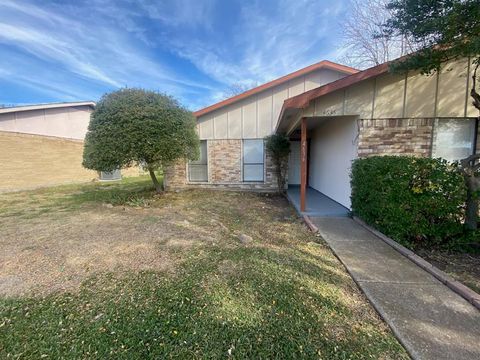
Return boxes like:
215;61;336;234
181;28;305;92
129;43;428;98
0;177;407;359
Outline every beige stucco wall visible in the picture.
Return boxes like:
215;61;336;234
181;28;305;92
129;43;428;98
300;57;479;122
308;117;358;208
0;105;92;140
197;68;348;140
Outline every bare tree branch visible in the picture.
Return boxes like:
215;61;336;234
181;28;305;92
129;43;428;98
338;0;416;69
221;82;258;100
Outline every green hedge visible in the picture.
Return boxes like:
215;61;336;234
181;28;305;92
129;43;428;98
351;156;466;249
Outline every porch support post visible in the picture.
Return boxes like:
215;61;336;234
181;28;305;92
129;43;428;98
300;117;307;212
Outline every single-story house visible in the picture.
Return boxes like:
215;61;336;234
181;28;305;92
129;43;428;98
165;56;479;217
0;102;137;192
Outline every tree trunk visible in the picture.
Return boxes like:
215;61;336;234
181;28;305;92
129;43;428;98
148;168;163;193
465;175;479;230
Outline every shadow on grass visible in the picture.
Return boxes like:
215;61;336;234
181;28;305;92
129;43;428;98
0;244;407;359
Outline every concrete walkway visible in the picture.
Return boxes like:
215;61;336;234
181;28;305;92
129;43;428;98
310;217;480;360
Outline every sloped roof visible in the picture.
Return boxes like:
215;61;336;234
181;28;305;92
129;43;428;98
194;60;358;117
275;61;392;132
0;101;96;115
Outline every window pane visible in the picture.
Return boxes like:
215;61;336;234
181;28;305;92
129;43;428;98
190;141;207;165
189;164;207;182
100;169;121;181
243;140;264;164
244;164;264;181
432;119;476;161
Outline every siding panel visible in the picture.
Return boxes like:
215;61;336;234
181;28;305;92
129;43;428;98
405;71;436;118
214;110;228;139
228;104;242;138
257;91;273;137
315;91;344;116
345;80;374;118
242;97;257;138
199;114;214;139
437;58;469;117
272;83;289;130
374;73;405;118
288;77;305;97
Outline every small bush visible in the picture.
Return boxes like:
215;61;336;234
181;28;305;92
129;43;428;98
351;156;466;249
265;134;290;193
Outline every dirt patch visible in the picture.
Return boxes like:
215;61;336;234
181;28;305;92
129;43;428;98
0;202;221;297
417;249;480;294
0;183;299;297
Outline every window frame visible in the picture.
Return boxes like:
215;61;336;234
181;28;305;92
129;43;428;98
431;118;478;162
188;140;208;182
242;139;265;182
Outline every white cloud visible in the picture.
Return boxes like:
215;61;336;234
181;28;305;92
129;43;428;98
0;0;213;104
166;0;348;89
0;0;350;109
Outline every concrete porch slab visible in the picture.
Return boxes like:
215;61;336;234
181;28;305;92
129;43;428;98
286;185;350;217
310;216;480;360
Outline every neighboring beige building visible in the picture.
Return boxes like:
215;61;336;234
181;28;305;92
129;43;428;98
0;101;95;140
0;101;138;192
165;57;479;216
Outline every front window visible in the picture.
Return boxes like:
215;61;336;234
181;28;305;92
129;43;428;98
188;140;208;182
243;139;264;182
432;119;477;161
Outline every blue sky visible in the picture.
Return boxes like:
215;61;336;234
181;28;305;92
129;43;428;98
0;0;351;110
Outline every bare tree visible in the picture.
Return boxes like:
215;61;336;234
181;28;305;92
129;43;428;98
338;0;414;69
221;81;258;99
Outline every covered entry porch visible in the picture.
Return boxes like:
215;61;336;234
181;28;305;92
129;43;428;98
285;115;358;217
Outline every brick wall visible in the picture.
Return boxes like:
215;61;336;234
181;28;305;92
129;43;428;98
358;118;433;158
163;160;187;189
164;139;279;191
0;131;143;192
209;140;242;183
0;131;97;192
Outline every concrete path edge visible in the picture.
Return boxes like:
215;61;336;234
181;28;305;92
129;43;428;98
303;215;419;359
351;216;480;310
302;213;480;311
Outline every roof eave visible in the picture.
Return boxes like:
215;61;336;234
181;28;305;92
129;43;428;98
194;61;358;118
0;101;96;115
274;61;392;133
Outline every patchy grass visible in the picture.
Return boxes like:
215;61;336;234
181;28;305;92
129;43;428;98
0;178;408;359
417;249;480;294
